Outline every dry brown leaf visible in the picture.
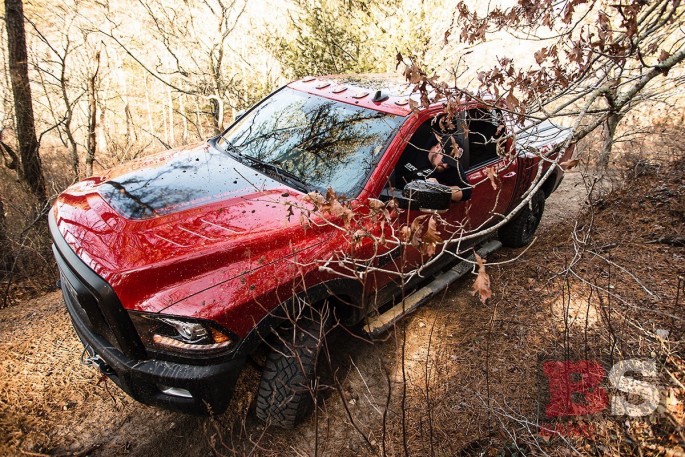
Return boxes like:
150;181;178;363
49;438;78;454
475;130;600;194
487;167;499;190
420;216;442;256
367;198;384;211
561;159;579;169
506;91;519;110
378;219;387;245
352;229;366;249
399;224;411;242
448;136;463;158
325;198;345;217
471;253;492;304
339;206;354;228
305;192;325;207
299;211;310;230
659;49;671;63
367;198;389;221
395;52;403;70
534;47;548;65
423;216;441;244
408;215;428;249
403;63;422;84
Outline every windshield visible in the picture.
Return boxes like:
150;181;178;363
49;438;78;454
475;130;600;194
217;87;404;196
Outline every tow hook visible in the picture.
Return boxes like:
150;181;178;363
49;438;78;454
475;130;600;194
81;345;115;375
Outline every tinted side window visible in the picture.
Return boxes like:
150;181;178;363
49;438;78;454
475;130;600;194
465;108;504;169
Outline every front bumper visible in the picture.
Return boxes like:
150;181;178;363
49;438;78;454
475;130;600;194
50;211;245;415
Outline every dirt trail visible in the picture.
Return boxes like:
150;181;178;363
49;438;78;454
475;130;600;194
0;173;589;456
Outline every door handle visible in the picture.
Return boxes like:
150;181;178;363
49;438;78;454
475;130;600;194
503;171;517;178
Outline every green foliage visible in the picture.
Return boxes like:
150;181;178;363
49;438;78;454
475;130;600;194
264;0;428;78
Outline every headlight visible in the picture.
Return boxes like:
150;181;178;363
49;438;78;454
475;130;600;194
159;318;208;342
129;312;236;355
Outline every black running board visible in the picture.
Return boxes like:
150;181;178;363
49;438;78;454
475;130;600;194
363;240;502;337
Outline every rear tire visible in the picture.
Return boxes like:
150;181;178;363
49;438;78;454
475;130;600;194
499;190;545;248
255;306;330;429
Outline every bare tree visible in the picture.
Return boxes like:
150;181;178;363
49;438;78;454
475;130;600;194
4;0;46;203
98;0;253;141
30;13;82;179
439;0;685;172
85;48;101;177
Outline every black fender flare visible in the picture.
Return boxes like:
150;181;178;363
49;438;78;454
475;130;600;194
235;278;364;356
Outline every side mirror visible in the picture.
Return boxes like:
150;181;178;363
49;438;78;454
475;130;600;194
398;180;452;212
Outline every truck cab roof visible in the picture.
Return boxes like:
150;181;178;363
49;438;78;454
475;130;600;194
288;73;496;117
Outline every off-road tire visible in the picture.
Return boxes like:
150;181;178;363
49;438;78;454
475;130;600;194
255;311;330;429
499;190;545;248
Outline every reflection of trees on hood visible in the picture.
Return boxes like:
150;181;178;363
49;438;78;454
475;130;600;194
97;150;272;220
103;163;197;219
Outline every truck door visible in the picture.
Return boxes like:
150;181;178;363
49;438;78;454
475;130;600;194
370;110;469;292
462;107;517;231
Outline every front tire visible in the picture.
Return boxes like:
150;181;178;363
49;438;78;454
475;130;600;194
499;190;545;248
255;307;330;429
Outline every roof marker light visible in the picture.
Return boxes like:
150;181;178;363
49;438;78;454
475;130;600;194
352;91;369;99
315;82;331;89
395;98;409;106
372;90;389;102
331;86;347;93
302;76;316;82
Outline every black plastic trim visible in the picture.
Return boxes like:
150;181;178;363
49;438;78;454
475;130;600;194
236;277;365;349
64;285;244;414
49;210;147;359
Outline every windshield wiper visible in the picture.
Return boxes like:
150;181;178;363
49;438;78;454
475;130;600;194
213;136;310;193
214;134;240;157
240;154;310;193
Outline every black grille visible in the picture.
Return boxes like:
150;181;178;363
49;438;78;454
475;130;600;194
50;212;147;360
59;270;121;351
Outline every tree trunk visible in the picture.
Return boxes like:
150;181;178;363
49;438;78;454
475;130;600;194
144;74;155;137
598;112;621;172
85;50;101;177
167;85;174;145
179;94;188;143
5;0;46;204
58;47;79;180
0;197;12;279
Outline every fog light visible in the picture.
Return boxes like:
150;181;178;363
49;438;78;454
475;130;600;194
159;385;193;399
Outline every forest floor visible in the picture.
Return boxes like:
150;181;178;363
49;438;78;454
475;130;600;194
1;167;683;456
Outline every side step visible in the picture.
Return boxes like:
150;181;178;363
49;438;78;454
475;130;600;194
363;240;502;337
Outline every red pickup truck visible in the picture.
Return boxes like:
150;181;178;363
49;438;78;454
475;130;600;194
50;74;573;428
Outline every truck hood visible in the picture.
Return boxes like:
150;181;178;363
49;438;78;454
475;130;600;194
96;141;284;219
52;141;326;313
